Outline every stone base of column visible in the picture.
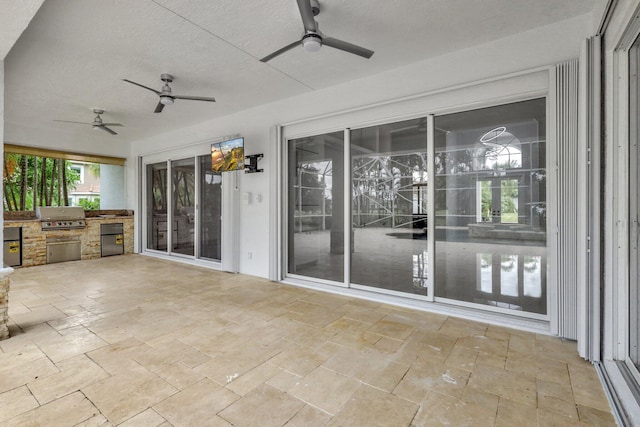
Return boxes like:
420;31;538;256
0;268;13;340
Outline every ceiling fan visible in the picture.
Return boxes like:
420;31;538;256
54;109;123;135
122;74;216;113
260;0;374;62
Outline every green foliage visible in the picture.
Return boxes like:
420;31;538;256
480;181;492;222
87;163;100;178
3;155;82;211
78;198;100;210
500;179;518;221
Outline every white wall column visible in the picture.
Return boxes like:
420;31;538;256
100;164;125;209
0;59;4;266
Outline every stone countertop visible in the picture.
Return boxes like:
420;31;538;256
4;209;134;222
85;215;134;220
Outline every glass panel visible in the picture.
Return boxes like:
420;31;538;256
199;154;222;261
350;117;429;295
146;162;168;252
434;98;547;314
171;158;195;256
288;131;344;282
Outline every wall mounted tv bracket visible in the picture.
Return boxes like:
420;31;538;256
245;154;264;173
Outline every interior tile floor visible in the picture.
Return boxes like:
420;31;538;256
0;255;616;426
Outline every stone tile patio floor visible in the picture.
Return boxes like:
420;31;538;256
0;255;616;426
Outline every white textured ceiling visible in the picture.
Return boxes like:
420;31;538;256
4;0;598;154
0;0;44;59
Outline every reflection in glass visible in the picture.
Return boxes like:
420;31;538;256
288;132;344;283
351;117;429;295
171;158;195;256
501;180;519;223
435;98;547;314
478;253;492;293
475;252;545;311
147;162;168;252
413;250;429;290
199;155;222;261
477;181;492;222
501;255;518;296
524;256;541;297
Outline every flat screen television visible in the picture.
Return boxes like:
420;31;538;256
211;137;244;172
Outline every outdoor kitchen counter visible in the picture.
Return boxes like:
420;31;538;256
4;212;134;267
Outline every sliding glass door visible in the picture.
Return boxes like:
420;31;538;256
199;154;222;261
350;118;430;295
433;99;547;314
171;158;195;256
287;131;345;283
285;98;547;316
147;162;169;252
145;155;222;263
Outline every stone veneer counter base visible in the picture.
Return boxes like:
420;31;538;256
3;216;134;268
0;268;12;340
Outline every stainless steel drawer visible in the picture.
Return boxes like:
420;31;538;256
46;239;81;264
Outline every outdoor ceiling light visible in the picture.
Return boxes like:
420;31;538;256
302;34;322;53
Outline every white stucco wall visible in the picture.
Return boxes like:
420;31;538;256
0;60;4;267
129;13;595;278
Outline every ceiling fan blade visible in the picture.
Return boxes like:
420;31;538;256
101;123;123;127
154;102;165;113
53;120;91;125
261;40;301;62
297;0;317;32
99;125;117;135
322;37;374;59
122;79;161;95
173;95;216;102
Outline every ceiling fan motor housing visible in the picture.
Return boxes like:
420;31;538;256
310;0;320;16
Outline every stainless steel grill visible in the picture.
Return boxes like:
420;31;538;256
36;206;86;230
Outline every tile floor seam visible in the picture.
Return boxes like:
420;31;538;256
284;393;334;418
24;381;44;408
118;407;160;426
75;389;110;425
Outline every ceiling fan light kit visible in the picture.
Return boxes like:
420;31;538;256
302;34;322;52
